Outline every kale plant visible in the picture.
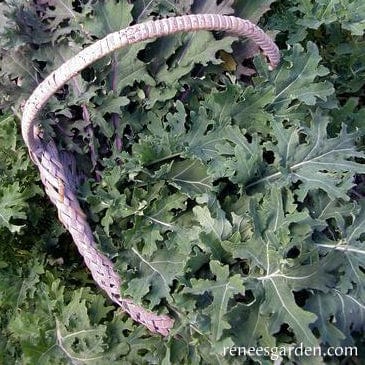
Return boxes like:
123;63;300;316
0;0;364;364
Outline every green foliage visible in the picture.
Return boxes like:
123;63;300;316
1;0;365;364
293;0;365;36
0;114;41;232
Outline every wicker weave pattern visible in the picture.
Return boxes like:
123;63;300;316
34;139;173;335
21;14;280;336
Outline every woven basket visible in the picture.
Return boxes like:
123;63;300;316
21;14;280;336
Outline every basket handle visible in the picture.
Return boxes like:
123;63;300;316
20;14;280;336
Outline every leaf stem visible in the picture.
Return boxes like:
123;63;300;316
145;152;183;166
317;243;365;255
246;171;282;188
